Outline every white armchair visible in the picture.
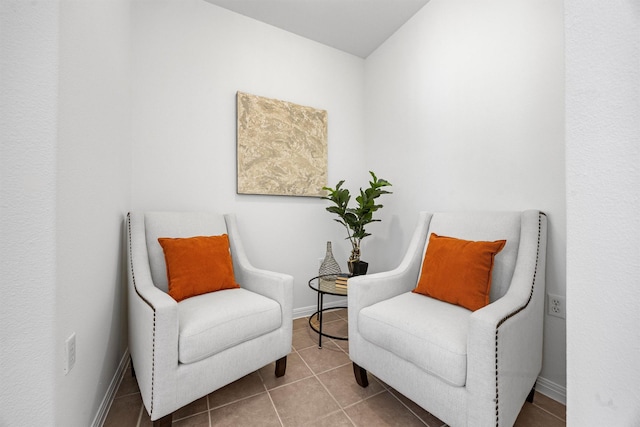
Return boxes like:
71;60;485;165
126;212;293;426
349;210;547;427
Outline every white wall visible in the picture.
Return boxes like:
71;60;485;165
0;2;58;425
363;0;566;399
131;0;367;313
1;1;577;424
56;0;132;425
566;1;640;425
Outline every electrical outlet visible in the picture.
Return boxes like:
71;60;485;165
64;333;76;375
547;294;566;319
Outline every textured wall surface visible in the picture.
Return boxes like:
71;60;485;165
0;1;58;424
237;91;328;197
566;0;640;424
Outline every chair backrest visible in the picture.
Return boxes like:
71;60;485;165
142;212;228;293
423;211;523;303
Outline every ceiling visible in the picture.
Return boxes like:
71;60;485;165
204;0;430;58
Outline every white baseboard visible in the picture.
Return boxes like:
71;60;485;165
91;349;130;427
293;300;347;319
535;375;566;405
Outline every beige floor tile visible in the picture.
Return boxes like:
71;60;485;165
116;368;141;398
208;372;266;409
297;340;352;374
321;318;349;340
332;337;350;353
388;388;446;427
308;313;347;340
317;309;344;322
334;308;348;320
317;363;385;408
306;410;355;427
139;410;152;427
293;325;320;350
209;393;281;427
533;392;566;421
172;411;210;427
344;391;428;426
174;396;208;421
515;402;566;427
269;376;341;427
258;351;314;390
103;393;143;427
293;317;309;330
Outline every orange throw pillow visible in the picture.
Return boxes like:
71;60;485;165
158;235;239;302
413;233;506;311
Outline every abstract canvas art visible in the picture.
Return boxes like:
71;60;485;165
236;91;328;197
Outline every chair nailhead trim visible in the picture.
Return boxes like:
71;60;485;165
128;213;157;417
493;212;544;426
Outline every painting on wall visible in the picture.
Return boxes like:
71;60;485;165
236;91;328;197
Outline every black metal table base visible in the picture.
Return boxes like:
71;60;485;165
308;306;348;348
307;274;349;348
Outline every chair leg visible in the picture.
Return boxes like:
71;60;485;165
353;362;369;388
275;356;287;377
153;413;172;427
526;383;536;403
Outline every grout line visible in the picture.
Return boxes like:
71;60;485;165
135;402;144;427
303;314;358;426
298;317;369;427
206;388;211;427
113;390;141;399
317;409;357;427
265;385;285;427
266;374;316;391
340;388;388;411
265;346;304;426
389;388;446;427
532;402;566;423
386;388;434;426
315;360;353;376
302;337;353;426
342;409;358;427
264;348;315;392
173;407;210;423
208;390;269;411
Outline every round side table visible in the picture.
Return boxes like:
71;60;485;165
308;274;349;348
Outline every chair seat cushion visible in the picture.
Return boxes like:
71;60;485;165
358;292;471;387
177;288;281;364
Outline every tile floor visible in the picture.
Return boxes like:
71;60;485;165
104;309;566;426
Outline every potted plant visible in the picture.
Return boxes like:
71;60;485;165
322;171;393;275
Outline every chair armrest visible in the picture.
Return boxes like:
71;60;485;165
466;288;545;425
234;265;294;318
349;212;433;363
466;211;547;425
349;211;432;312
127;212;179;414
224;214;294;324
348;269;418;313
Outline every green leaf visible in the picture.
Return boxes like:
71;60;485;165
321;171;393;254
